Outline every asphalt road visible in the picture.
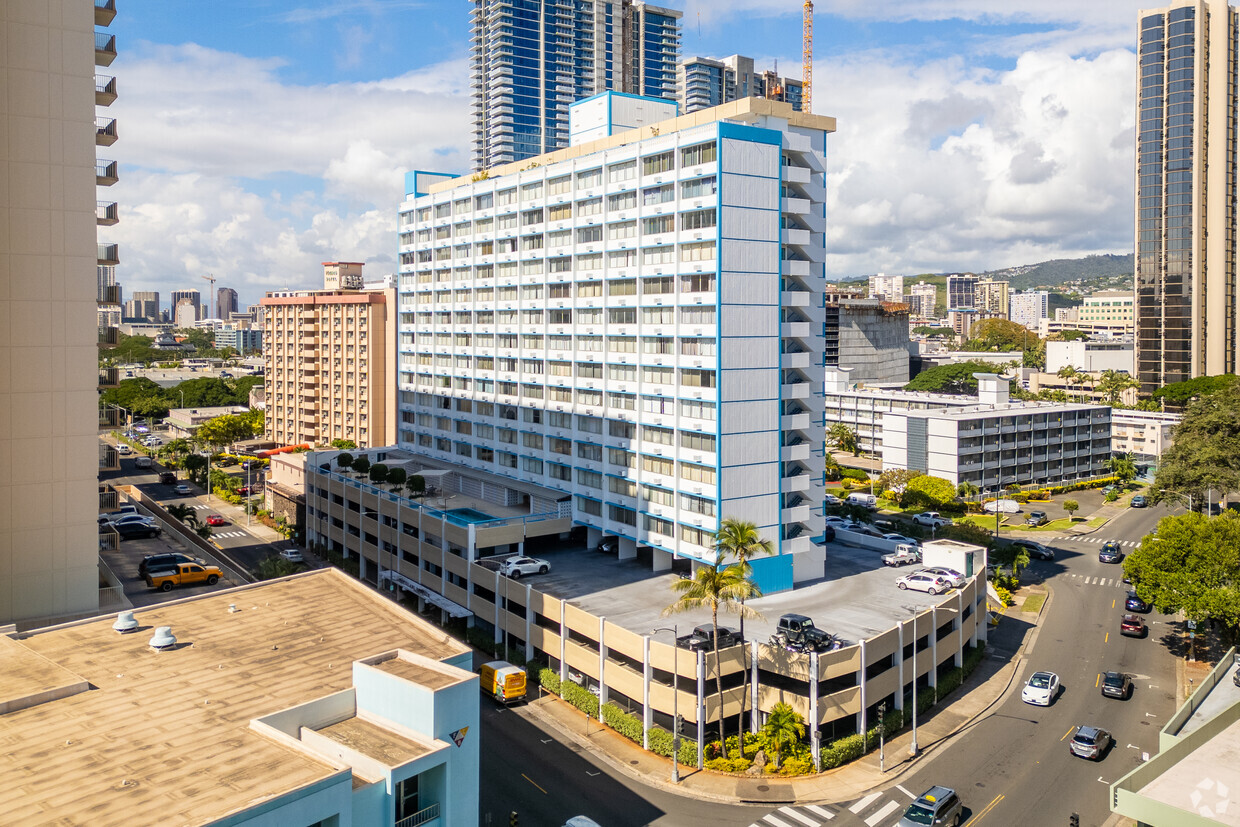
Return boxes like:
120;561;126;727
747;502;1183;827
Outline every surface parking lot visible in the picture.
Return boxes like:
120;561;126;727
503;540;963;647
101;522;239;609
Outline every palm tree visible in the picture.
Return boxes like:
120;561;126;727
760;702;806;769
957;480;979;503
1056;365;1080;401
713;518;773;738
1109;454;1137;486
165;503;196;526
663;563;762;750
162;438;192;475
828;423;859;456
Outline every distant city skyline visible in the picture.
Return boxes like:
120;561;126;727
108;1;1150;307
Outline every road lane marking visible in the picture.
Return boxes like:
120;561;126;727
1096;673;1102;687
895;784;915;799
778;807;819;826
966;794;1004;824
521;773;547;794
803;804;834;819
1111;598;1116;608
1061;727;1076;741
761;815;795;827
849;793;881;813
864;801;900;826
1105;632;1110;643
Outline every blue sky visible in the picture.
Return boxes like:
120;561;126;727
105;0;1148;308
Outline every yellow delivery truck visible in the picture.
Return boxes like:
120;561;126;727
479;660;527;704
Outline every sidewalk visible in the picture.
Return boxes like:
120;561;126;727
522;591;1047;805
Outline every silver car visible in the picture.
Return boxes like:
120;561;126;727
916;566;965;589
898;785;962;826
500;556;550;579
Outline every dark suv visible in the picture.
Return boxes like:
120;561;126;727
138;552;195;579
1008;539;1054;561
1099;541;1124;563
1101;671;1133;700
898;785;963;827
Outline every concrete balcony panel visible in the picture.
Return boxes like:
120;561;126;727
781;322;810;338
782;382;810;401
781;413;810;431
95;0;117;26
781;291;811;309
782;165;811;184
784;228;811;246
96;200;119;225
781;259;810;277
781;474;811;494
782;503;811;523
96;117;118;146
781;196;810;214
780;443;810;462
781;351;811;369
95;74;118;105
95;31;117;66
782;535;813;554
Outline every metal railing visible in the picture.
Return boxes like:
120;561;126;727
395;802;440;827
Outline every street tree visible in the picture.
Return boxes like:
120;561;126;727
957;481;980;502
827;423;859;456
904;475;956;509
1123;512;1240;643
713;518;773;738
1151;374;1240;407
1109;454;1137;486
760;702;806;769
1097;370;1139;405
663;562;762;751
876;470;922;502
1151;381;1240;506
903;361;1000;394
1063;499;1079;519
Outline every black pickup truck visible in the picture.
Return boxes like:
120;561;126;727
676;624;742;651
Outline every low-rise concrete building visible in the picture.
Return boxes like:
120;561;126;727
164;405;250;440
1111;409;1181;463
825;369;1112;488
304;447;989;767
1046;339;1135;374
0;570;479;827
827;299;910;384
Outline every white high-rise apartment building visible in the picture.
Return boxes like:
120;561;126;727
868;273;904;303
908;282;938;318
398;98;833;590
1009;290;1050;330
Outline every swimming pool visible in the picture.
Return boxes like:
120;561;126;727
446;507;495;524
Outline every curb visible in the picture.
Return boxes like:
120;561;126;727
519;586;1053;807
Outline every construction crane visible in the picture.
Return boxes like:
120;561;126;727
802;0;813;113
201;273;215;319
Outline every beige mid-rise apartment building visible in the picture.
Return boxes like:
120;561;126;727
1;0;118;625
261;264;396;449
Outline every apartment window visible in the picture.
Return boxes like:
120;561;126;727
608;278;637;296
577;443;603;462
681;176;717;199
680;461;716;485
680;336;716;356
643;425;674;445
577;334;603;351
548;175;572;196
577;415;603;434
608;447;635;467
520;182;543;201
608;391;635;410
609;419;636;439
609;477;638;497
642;276;673;295
681;241;716;262
608;308;637;325
548;203;572;222
497;188;516;206
680;525;711;547
642;184;674;206
577;253;603;271
608;191;637;211
644;515;674;535
549;438;571;456
681;431;716;452
681;273;716;293
643;215;674;235
577;226;603;244
681;368;716;388
642;485;675;507
643;366;674;384
577;362;603;379
522;432;543;450
576;167;602;188
608;220;636;240
642;336;673;355
576;308;602;325
577;468;602;488
521;456;544;474
607;160;636;182
681;208;717;231
577;496;603;515
520;234;544;251
578;280;603;297
577;197;603;216
681;306;716;325
608;364;637;382
608;250;637;268
548;463;572;482
681;142;717;167
642;151;674;176
578;389;603;406
642;395;674;415
681;399;717;420
642;246;675;266
642;307;674;325
549;308;573;324
475;193;494;210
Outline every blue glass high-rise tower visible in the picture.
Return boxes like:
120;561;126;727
471;0;682;170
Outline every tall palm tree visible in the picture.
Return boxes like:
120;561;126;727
663;563;762;750
760;702;806;769
713;518;773;739
957;480;979;503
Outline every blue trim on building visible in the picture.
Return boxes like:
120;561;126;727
406;170;459;198
572;89;681;113
718;120;784;147
750;553;794;594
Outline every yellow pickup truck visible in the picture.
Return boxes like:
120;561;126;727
145;561;222;592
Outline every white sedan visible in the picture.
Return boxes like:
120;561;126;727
917;566;965;589
1021;671;1061;706
896;572;950;595
500;556;550;579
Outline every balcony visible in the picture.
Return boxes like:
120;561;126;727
96;160;118;186
99;443;119;471
99;525;120;552
95;0;116;25
782;381;810;401
99;366;119;387
782;503;811;523
781;259;810;277
98;325;119;345
95;117;118;146
94;31;117;66
781;290;811;308
782;350;810;369
98;284;121;304
99;487;118;512
395;803;441;827
97;243;119;265
781;322;810;338
95;74;117;105
782;164;811;184
781;196;810;214
781;473;811;494
782;535;813;554
784;228;811;247
97;200;119;225
781;412;810;431
781;442;810;462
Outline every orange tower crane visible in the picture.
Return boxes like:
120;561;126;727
802;0;813;112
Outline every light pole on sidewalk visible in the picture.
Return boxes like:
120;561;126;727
651;625;681;784
878;701;887;772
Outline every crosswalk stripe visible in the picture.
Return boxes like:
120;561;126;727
778;807;819;826
850;793;881;814
761;815;795;827
865;801;901;826
803;804;834;819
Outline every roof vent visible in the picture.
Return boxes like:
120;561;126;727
112;611;138;633
228;603;238;614
149;626;177;651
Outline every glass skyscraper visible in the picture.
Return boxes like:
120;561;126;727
470;1;682;170
1135;0;1239;392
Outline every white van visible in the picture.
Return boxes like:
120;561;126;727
845;492;878;509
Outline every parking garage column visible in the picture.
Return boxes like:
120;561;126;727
598;615;608;717
955;590;965;667
895;624;905;711
809;650;820;767
651;546;672;571
857;638;867;740
930;608;939;693
696;649;706;769
750;640;760;735
642;636;652;750
618;536;638;562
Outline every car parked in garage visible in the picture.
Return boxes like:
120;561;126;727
500;556;550;578
896;572;950;595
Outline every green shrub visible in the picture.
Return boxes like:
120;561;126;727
646;727;698;765
995;585;1014;606
777;756;815;776
561;681;599;718
464;626;495;653
819;732;864;770
840;467;870;481
538;667;561;695
705;756;751;773
601;703;645;744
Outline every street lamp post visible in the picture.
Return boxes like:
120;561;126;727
246;461;252;527
651;625;681;784
878;701;887;772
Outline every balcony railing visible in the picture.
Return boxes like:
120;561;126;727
97;243;119;265
96;160;118;186
95;74;117;105
94;31;117;66
96;117;118;145
94;0;116;25
97;200;119;225
98;284;121;305
98;325;119;346
99;367;119;388
395;802;440;827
